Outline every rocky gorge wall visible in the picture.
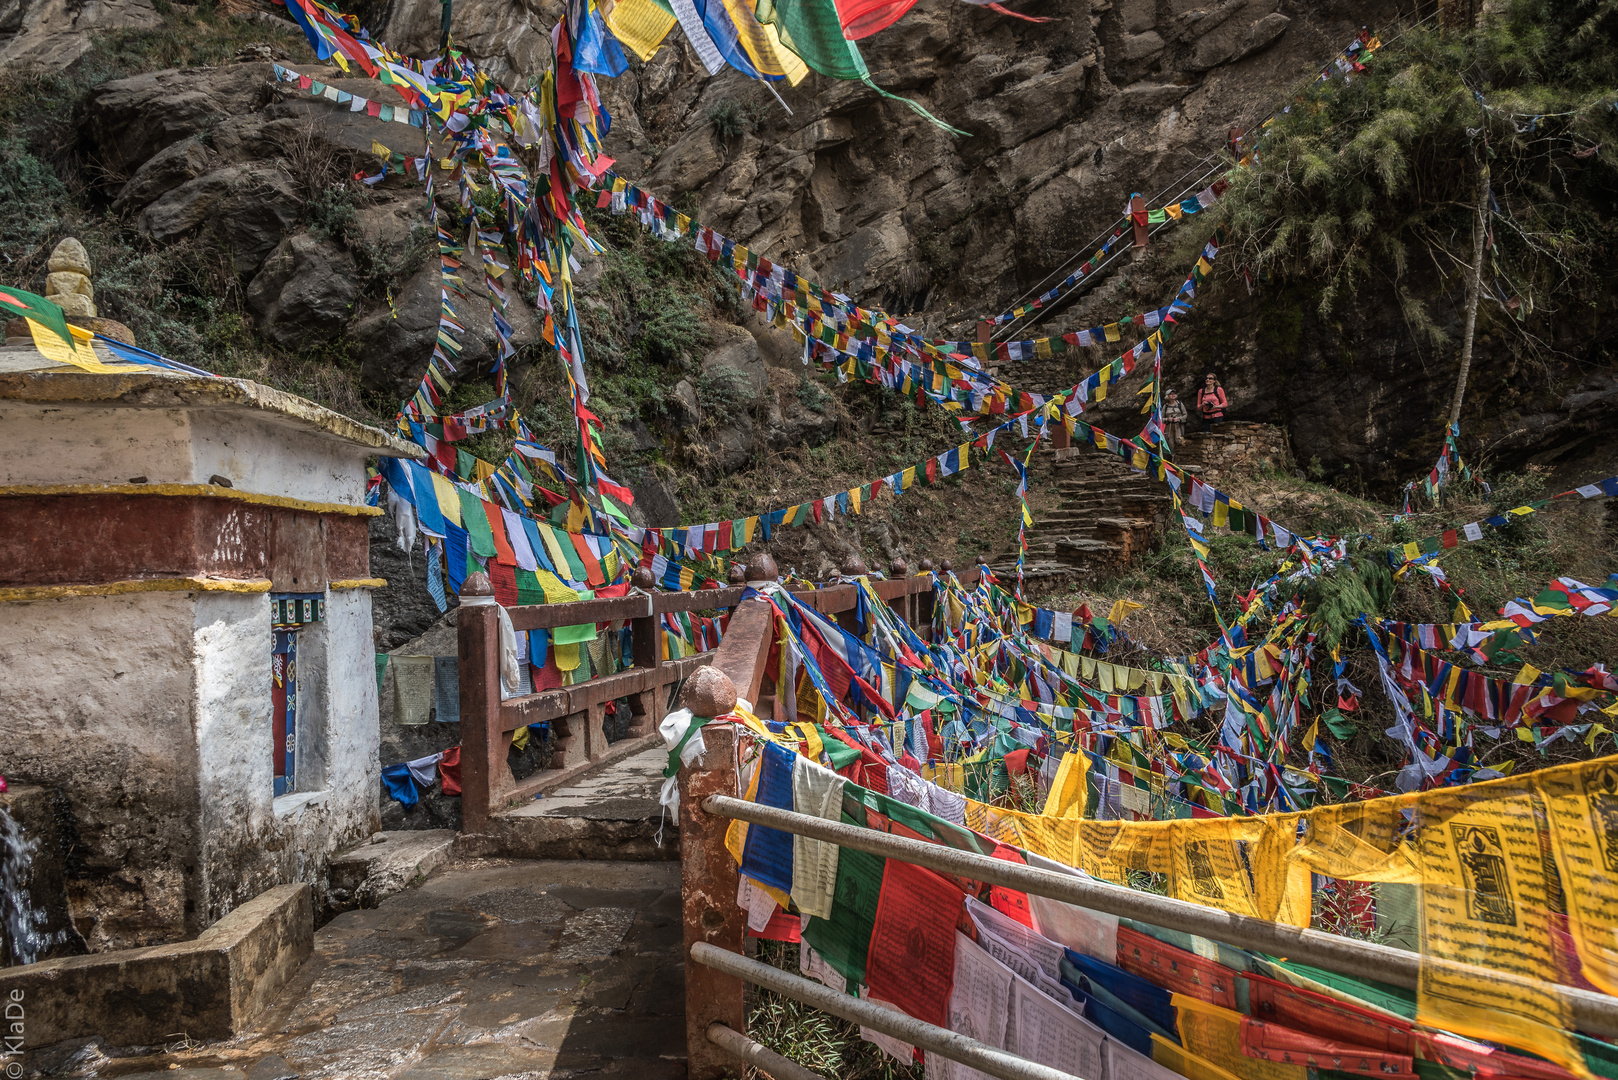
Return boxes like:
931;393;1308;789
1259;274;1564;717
4;0;1613;538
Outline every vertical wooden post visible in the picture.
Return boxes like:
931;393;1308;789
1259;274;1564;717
629;576;662;739
916;565;936;642
456;573;501;833
1130;193;1148;252
681;722;745;1080
584;699;609;761
712;597;777;705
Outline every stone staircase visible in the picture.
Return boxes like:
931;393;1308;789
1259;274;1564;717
992;421;1292;582
992;443;1176;582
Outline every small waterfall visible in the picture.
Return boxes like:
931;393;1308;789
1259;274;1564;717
0;805;60;966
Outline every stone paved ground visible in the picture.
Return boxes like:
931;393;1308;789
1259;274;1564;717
30;859;686;1080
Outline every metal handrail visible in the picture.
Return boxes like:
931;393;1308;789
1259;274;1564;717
701;794;1618;1040
706;1022;828;1080
691;943;1089;1080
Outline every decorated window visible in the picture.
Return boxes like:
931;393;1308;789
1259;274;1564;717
271;593;324;796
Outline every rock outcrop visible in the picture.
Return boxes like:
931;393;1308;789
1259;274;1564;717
4;0;1608;502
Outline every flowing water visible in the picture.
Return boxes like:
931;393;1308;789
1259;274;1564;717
0;804;62;966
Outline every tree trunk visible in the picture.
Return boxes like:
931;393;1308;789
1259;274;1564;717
1446;162;1490;430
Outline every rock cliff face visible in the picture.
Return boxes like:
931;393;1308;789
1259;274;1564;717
6;0;1613;506
66;59;541;394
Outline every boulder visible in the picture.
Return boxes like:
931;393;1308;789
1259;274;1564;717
137;162;302;273
1178;0;1287;71
1116;0;1157;33
114;137;214;212
961;58;1094;153
351;247;538;396
700;323;768;399
1120;31;1166;62
0;0;161;69
247;233;359;347
644;125;726;198
669;379;701;429
83;64;271;176
705;413;756;475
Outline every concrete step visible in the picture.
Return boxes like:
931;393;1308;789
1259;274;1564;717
329;829;456;908
460;744;676;862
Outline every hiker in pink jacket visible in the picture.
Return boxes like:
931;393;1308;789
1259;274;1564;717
1197;373;1228;432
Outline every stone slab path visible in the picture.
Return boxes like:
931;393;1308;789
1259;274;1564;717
33;859;685;1080
506;746;667;824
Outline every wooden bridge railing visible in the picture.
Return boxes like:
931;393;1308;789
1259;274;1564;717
454;554;976;833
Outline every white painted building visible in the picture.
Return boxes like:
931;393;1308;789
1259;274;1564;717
0;344;423;950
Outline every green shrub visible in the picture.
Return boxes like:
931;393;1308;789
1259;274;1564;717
696;364;757;415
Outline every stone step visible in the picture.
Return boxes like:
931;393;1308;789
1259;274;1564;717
1054;537;1121;558
330;829;457;908
459;743;677;862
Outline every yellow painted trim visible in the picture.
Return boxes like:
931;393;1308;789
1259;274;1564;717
0;483;383;517
0;577;273;603
330;578;387;590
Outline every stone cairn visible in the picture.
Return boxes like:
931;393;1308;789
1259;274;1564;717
5;238;136;346
45;239;96;319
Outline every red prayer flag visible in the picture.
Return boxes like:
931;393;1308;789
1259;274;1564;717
1241;1017;1415;1077
751;905;803;942
865;859;961;1028
488;562;519;606
1117;926;1237;1008
1244;974;1415;1054
483;500;517;566
439;746;462;795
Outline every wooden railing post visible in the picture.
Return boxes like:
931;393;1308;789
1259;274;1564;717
456;572;502;833
681;722;744;1080
712;598;775;707
629;568;662;739
917;559;937;642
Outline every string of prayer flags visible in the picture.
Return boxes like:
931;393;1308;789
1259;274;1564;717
271;64;427;128
1390;475;1618;563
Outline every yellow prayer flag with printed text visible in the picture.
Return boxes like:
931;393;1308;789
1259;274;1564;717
602;0;676;58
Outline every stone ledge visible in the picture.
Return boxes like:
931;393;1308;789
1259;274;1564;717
0;882;312;1047
329;829;456;908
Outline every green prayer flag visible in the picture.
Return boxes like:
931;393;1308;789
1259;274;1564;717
1322;708;1357;740
0;286;73;347
545;524;590;582
802;843;884;985
553;622;596;645
754;0;966;134
515;569;546;605
456;488;498;558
